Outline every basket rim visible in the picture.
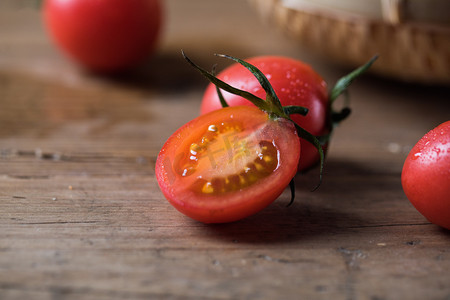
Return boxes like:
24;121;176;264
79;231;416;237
277;0;450;29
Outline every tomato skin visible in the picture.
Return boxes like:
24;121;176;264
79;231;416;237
156;106;300;223
43;0;162;72
401;121;450;230
200;56;328;171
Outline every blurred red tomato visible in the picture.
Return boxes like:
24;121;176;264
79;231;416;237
44;0;162;72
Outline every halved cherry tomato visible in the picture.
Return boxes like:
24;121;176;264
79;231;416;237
201;56;328;171
156;106;300;223
401;121;450;230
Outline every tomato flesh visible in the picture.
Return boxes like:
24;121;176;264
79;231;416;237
156;106;300;223
200;56;328;171
401;121;450;230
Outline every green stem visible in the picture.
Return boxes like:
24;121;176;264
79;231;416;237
283;105;309;116
182;51;270;111
211;64;229;108
324;55;379;143
330;55;378;103
293;122;324;190
287;178;296;207
215;54;287;119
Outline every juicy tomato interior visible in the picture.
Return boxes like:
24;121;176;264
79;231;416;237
156;106;300;223
200;56;328;171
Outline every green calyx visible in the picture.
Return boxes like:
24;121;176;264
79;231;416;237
330;55;378;103
183;51;297;120
317;55;378;147
182;50;377;201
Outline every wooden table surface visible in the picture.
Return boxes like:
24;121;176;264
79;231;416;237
1;1;449;299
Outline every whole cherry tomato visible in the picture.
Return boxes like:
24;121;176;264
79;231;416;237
401;121;450;230
156;106;300;223
201;56;328;171
43;0;162;72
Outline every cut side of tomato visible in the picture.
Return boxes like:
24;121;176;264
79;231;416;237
200;56;328;171
156;106;300;223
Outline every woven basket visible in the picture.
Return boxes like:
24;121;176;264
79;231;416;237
248;0;450;85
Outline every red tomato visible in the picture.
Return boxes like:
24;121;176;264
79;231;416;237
200;56;328;171
401;121;450;230
156;106;300;223
43;0;162;72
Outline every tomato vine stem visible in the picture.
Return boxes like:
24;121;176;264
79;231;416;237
182;51;270;111
330;55;378;103
211;64;229;108
320;55;379;146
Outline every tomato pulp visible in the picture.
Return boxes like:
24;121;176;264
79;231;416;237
156;106;300;223
201;56;328;171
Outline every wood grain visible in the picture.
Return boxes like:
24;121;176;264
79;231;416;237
1;1;449;299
